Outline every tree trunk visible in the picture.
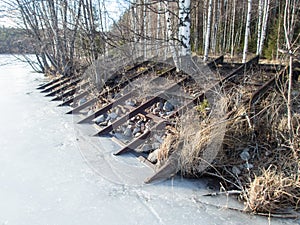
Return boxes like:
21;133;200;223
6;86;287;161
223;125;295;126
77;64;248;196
230;0;236;58
204;0;213;61
165;1;179;68
179;0;191;56
242;0;252;63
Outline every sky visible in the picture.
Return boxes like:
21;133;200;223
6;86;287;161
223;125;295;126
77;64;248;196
0;2;18;27
0;0;129;28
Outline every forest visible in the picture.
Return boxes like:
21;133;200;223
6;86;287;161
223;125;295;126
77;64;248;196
2;0;298;75
3;0;300;216
0;27;34;54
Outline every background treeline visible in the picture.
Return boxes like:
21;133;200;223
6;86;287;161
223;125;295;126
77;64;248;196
0;26;35;54
4;0;299;75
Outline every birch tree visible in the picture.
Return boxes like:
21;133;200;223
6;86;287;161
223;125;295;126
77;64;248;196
242;0;253;63
204;0;213;61
178;0;191;56
256;0;270;55
230;0;236;58
282;0;300;145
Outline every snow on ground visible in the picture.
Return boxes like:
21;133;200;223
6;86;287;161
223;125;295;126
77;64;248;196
0;55;298;225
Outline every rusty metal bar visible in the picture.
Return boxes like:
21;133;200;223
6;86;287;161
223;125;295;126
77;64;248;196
167;56;260;119
37;76;65;90
250;68;285;106
41;76;72;93
58;90;89;107
78;67;176;124
45;78;81;97
67;63;171;114
207;55;224;68
93;75;187;136
51;87;76;101
52;81;89;101
78;93;132;124
114;120;168;155
93;97;160;136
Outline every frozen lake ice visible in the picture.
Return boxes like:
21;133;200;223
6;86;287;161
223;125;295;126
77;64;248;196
0;55;298;225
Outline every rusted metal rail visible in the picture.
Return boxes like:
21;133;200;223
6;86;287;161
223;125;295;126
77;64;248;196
66;62;166;114
51;81;89;101
37;54;291;184
45;78;81;97
37;76;65;90
41;76;73;93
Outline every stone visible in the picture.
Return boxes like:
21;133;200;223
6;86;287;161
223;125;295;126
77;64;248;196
108;112;118;120
95;114;106;124
98;120;108;126
156;102;163;109
125;99;135;107
114;107;121;116
232;166;241;175
140;144;153;153
240;150;250;161
134;132;142;137
87;109;94;116
159;112;166;117
153;107;160;115
153;134;163;143
123;127;132;137
163;101;174;112
132;127;141;135
152;142;161;149
244;163;254;169
79;97;87;105
147;149;159;163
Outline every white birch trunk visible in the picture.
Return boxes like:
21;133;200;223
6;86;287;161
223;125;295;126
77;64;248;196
143;0;147;58
230;0;236;58
204;0;213;61
131;0;137;42
242;0;253;63
178;0;191;56
256;0;263;54
258;0;270;55
203;0;207;51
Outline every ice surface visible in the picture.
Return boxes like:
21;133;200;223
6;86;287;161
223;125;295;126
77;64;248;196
0;55;298;225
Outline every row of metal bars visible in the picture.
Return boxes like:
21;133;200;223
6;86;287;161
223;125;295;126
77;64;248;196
38;55;286;171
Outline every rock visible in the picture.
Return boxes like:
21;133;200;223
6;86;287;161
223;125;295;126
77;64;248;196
244;163;254;169
159;111;166;117
140;123;145;132
152;142;161;149
132;127;141;135
156;102;163;109
125;99;136;107
153;134;163;143
114;107;121;116
123;127;132;137
98;120;108;126
79;97;87;105
108;112;118;120
140;144;153;153
87;109;94;116
134;132;142;137
232;166;241;175
240;150;250;161
95;114;106;124
163;101;174;112
147;149;159;163
153;107;160;115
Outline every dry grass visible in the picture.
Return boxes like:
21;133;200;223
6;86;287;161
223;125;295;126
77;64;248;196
246;166;300;213
156;66;300;214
